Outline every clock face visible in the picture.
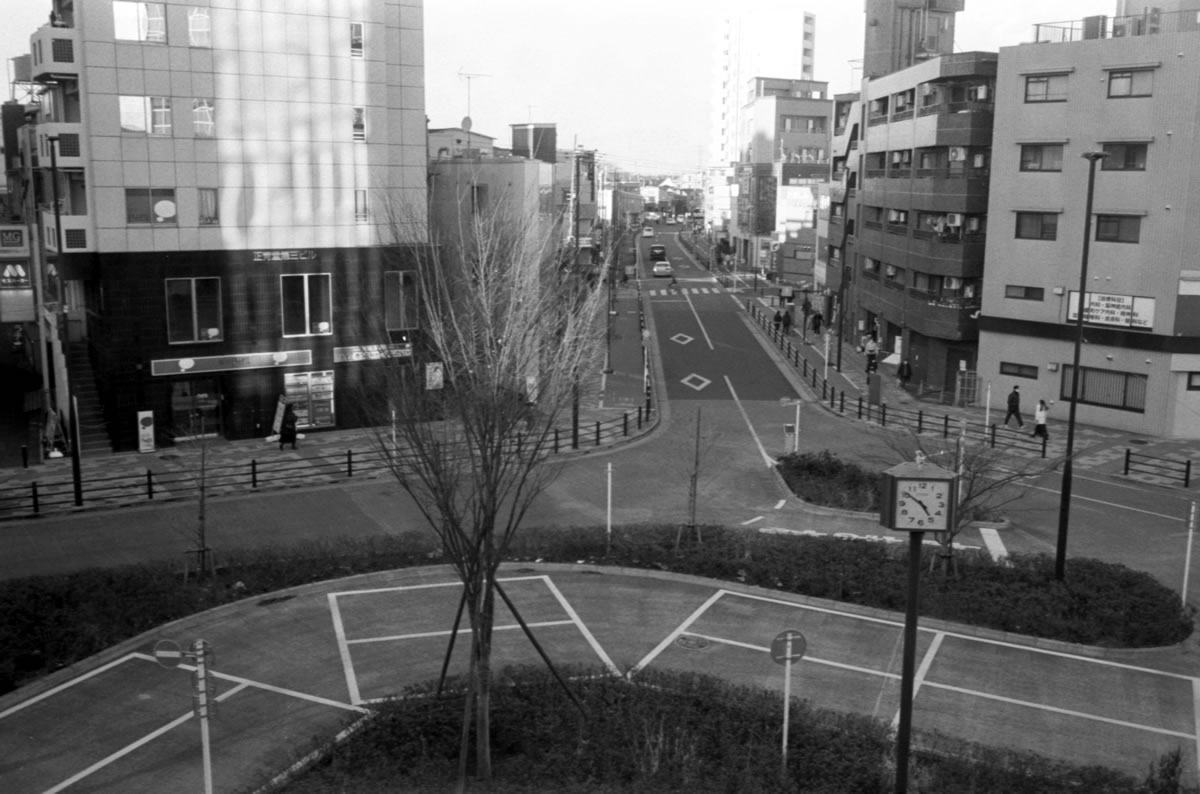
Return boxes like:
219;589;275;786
894;478;951;530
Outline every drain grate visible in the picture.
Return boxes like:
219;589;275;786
674;635;710;651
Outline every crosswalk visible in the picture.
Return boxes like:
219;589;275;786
646;286;726;297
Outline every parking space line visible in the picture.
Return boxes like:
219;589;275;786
892;632;945;729
328;592;360;706
1194;679;1200;784
543;576;620;675
346;620;575;645
927;680;1194;740
683;632;900;680
977;527;1008;562
631;589;726;674
0;653;140;721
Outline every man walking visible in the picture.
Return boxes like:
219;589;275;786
1003;385;1024;428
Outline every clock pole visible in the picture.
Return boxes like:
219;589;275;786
880;457;957;793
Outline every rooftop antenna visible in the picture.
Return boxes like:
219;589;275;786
457;68;490;120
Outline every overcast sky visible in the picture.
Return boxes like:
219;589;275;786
3;1;1111;174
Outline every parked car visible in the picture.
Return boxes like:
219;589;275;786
649;244;667;262
652;262;674;278
642;227;655;237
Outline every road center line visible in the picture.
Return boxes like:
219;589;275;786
1021;481;1184;520
683;290;714;350
724;376;775;468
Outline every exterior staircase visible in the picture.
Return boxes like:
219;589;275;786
67;343;112;456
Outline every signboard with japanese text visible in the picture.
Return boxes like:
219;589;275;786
1067;291;1154;330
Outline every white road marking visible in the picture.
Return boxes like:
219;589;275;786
544;576;621;676
741;515;765;525
1020;480;1185;521
978;526;1008;562
683;290;715;350
682;632;900;680
632;589;726;674
725;376;775;468
328;592;361;705
347;619;575;644
892;632;945;729
0;653;140;721
774;499;786;509
1193;679;1200;783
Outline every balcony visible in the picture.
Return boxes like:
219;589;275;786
42;209;92;254
37;124;84;169
30;24;79;81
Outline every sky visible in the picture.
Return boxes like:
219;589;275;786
3;1;1112;175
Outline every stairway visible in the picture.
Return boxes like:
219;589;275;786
66;343;112;456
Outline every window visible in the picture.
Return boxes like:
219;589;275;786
281;274;332;337
1187;373;1200;392
113;2;166;43
384;271;419;333
166;277;222;343
1015;212;1057;240
1108;69;1153;98
1024;73;1068;103
198;188;218;225
119;96;171;135
125;188;177;224
912;272;941;294
1005;285;1045;301
354;189;368;222
1101;143;1147;171
781;115;825;133
350;22;364;57
1019;144;1063;172
1061;365;1147;413
187;7;211;47
1095;214;1140;243
1000;362;1039;380
192;98;215;137
352;107;365;140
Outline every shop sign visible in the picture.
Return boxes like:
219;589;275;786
151;349;313;376
0;226;29;256
333;343;412;362
1067;291;1154;330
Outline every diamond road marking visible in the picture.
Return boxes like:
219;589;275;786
671;333;694;345
681;373;712;391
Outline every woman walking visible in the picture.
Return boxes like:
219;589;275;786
1031;399;1050;441
279;403;298;450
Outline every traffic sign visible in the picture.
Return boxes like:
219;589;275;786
153;639;184;669
770;629;807;665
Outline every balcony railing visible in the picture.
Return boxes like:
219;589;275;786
1034;9;1200;43
30;24;79;80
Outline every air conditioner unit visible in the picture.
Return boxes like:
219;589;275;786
946;213;964;226
948;147;967;161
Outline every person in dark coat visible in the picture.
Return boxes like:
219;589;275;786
1003;385;1023;428
811;311;823;335
279;403;298;450
898;359;912;390
773;309;782;331
781;310;793;335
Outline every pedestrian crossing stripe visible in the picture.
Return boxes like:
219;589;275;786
648;287;721;296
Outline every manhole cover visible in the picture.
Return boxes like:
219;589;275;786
674;635;710;651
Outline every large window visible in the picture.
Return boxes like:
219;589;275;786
166;277;222;343
780;115;825;133
192;98;215;137
384;271;419;333
354;190;368;223
1061;365;1147;413
352;107;365;140
125;188;177;224
1095;214;1141;243
1024;73;1068;103
1107;69;1153;98
1005;285;1045;301
1015;212;1057;240
187;7;211;46
1101;143;1147;171
119;96;171;135
113;2;166;43
198;188;218;226
350;22;364;57
281;274;332;337
1019;144;1063;172
1000;362;1039;380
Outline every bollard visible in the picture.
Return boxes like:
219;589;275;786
990;424;997;448
595;421;601;446
857;397;863;419
917;411;924;435
943;415;950;439
1186;460;1192;488
822;381;827;402
146;469;154;500
1123;448;1131;476
839;392;845;413
252;459;258;488
346;449;353;477
21;445;28;469
623;413;629;437
881;404;888;427
554;428;560;453
32;481;39;514
829;387;836;409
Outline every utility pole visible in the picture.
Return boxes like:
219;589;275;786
456;69;490;120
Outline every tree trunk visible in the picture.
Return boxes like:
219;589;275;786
473;576;496;780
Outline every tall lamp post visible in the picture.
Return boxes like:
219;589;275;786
1055;151;1108;581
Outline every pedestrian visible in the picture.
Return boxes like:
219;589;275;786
781;310;793;335
279;403;298;450
898;359;912;390
1032;399;1050;440
864;334;879;373
811;310;823;335
1003;385;1024;428
773;309;782;331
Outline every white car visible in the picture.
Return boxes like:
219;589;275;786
642;227;655;238
652;262;674;278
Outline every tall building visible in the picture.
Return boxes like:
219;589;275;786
977;3;1200;436
13;0;428;452
862;0;962;80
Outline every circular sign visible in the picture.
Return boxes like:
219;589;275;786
770;629;807;665
153;639;184;669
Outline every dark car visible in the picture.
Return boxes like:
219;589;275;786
649;244;667;262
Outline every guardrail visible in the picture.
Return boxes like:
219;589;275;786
1124;449;1192;487
746;301;1050;457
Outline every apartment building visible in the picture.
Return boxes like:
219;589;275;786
15;0;428;452
977;4;1200;436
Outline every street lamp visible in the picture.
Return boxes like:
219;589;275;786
1055;151;1108;581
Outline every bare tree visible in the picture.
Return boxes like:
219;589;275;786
368;188;608;785
886;423;1059;577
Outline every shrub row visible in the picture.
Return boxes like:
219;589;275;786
1;523;1191;697
776;450;882;511
278;665;1190;793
